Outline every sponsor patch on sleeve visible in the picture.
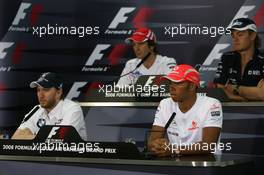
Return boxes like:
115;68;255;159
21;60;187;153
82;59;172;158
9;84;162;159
155;104;161;115
211;111;220;117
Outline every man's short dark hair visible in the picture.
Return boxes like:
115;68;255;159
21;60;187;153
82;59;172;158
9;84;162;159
147;40;158;54
248;30;262;50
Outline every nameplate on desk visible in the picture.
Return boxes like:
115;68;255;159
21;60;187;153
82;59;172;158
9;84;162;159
78;75;169;102
78;75;230;102
0;126;141;159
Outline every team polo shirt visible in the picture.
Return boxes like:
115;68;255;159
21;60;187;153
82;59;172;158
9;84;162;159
117;54;176;86
153;96;223;154
214;51;264;86
19;99;87;140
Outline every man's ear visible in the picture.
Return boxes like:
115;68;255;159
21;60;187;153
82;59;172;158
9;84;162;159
57;88;63;98
149;45;155;52
250;31;257;42
188;83;196;91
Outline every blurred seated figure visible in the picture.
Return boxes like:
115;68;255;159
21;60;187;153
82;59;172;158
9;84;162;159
12;72;87;140
148;65;223;157
117;27;176;86
214;18;264;101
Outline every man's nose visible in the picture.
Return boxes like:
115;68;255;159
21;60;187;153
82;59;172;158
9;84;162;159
38;91;44;98
169;85;177;91
133;43;140;49
232;35;238;41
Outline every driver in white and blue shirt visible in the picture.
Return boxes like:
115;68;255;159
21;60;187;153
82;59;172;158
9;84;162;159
12;72;87;140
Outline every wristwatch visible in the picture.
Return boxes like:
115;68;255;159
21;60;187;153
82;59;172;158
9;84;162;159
175;149;180;155
233;85;240;95
172;148;181;157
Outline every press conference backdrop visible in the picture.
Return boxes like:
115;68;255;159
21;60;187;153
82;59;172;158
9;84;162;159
0;0;264;156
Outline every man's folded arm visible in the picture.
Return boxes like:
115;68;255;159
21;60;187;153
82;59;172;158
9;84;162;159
11;128;35;140
238;79;264;101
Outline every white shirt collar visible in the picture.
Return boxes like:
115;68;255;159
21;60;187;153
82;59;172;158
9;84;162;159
44;100;64;120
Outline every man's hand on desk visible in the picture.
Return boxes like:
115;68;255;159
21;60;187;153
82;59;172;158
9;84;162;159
224;84;247;101
216;84;247;101
149;138;172;157
11;128;35;140
238;79;264;101
216;79;264;101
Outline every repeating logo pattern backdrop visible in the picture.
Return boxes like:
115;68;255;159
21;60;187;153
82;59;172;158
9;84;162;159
0;0;264;155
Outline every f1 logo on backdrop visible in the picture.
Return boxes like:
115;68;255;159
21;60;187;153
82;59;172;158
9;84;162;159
0;41;26;65
9;2;43;32
82;44;111;72
12;2;31;25
108;7;136;29
0;42;14;60
84;44;111;66
105;7;136;35
105;6;154;35
0;42;13;71
82;43;127;71
67;43;128;100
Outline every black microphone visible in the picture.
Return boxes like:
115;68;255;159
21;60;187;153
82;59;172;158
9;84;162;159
143;112;176;156
119;52;151;78
165;112;176;130
22;105;40;123
135;52;151;68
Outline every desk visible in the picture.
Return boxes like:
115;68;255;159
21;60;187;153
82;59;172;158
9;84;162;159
0;154;255;175
79;101;264;107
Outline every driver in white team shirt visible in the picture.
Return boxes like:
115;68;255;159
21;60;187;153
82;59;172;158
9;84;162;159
12;72;87;140
117;27;176;86
148;64;223;156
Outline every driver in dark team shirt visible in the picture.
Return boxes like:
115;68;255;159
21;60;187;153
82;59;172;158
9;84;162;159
214;18;264;101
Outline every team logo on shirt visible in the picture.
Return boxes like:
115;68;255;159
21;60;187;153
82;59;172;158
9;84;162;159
248;70;260;75
155;104;161;115
214;72;220;78
131;71;143;78
171;120;177;126
211;111;220;116
210;103;220;110
229;68;237;74
168;131;178;136
167;62;176;69
37;118;46;128
188;120;199;131
55;119;63;125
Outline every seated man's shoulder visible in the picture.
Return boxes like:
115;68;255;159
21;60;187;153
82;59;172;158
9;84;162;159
157;55;176;69
157;55;175;62
201;96;221;107
159;97;175;106
125;58;140;65
222;51;239;58
218;51;240;65
256;51;264;61
62;99;81;110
